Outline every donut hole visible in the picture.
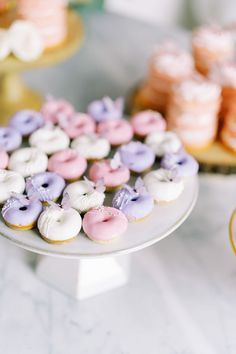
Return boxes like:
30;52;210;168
25;117;33;124
2;133;8;138
103;218;109;222
42;183;49;188
131;197;139;202
19;206;27;211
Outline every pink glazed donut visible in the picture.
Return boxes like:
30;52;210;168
89;159;130;190
0;150;9;169
131;110;166;138
59;113;96;139
41;98;75;124
97;119;133;146
83;206;128;243
48;149;87;181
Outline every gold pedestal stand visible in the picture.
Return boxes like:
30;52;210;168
0;10;84;125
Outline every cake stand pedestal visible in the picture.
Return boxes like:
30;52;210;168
0;177;198;300
0;10;83;125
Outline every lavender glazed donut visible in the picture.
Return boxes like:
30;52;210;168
87;96;124;123
97;119;133;146
118;141;155;173
26;172;65;203
161;152;199;177
0;127;22;152
112;177;154;221
82;206;128;243
131;110;166;138
89;153;130;190
59;113;96;139
2;193;43;230
9;110;44;136
48;149;87;181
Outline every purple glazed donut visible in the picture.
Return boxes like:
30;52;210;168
2;193;43;230
26;172;65;203
118;141;155;173
0;127;22;152
10;110;44;136
87;96;124;123
161;152;199;177
112;177;154;221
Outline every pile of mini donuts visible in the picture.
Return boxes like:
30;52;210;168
0;96;198;244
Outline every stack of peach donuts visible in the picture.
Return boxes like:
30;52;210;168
138;23;236;153
0;96;198;244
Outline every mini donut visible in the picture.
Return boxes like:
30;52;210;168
63;178;105;213
2;194;43;230
131;110;166;138
0;127;22;152
0;150;9;169
145;131;182;157
10;109;44;136
41;97;75;124
37;203;82;244
9;20;44;62
112;177;154;221
89;155;130;190
29;124;70;155
26;172;65;203
48;149;87;181
143;168;184;202
161;152;199;177
8;147;48;177
0;169;25;204
118;141;155;173
59;113;96;139
82;206;128;243
97;119;133;146
87;96;124;123
71;134;111;161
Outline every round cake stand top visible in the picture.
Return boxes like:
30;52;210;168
0;10;84;74
0;176;198;259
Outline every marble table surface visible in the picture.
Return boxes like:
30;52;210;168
0;11;236;354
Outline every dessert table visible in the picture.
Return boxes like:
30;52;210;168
0;11;235;354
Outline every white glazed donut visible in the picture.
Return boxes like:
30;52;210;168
37;206;82;244
143;168;184;202
145;131;182;157
71;134;111;160
63;180;105;213
0;169;25;204
0;29;10;60
9;20;44;62
8;147;48;177
29;124;70;155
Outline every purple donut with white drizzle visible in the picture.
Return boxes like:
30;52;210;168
10;110;44;136
118;141;155;173
87;96;124;122
161;151;199;177
112;177;154;221
2;193;43;230
0;126;22;152
26;172;65;203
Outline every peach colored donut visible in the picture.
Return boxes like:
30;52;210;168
83;206;128;243
48;149;87;181
131;110;166;137
89;159;130;189
59;113;96;139
0;150;9;169
97;119;133;146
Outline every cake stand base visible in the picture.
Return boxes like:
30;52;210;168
0;73;43;125
36;255;131;300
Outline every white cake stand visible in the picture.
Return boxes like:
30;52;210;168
0;176;198;299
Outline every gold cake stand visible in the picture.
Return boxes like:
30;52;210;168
128;83;236;174
0;10;84;125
